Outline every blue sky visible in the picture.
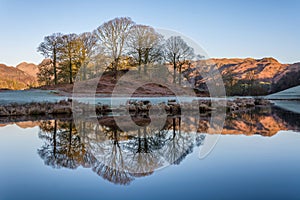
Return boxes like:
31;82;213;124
0;0;299;66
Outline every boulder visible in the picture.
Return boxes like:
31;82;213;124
50;106;72;114
199;104;212;112
0;107;8;116
255;98;272;106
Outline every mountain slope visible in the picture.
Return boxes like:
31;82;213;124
185;57;300;95
0;63;38;90
16;62;39;78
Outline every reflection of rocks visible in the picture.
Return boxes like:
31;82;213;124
227;98;255;112
227;98;273;112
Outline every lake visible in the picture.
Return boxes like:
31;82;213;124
0;102;300;200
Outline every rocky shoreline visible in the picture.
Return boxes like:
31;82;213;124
0;97;273;117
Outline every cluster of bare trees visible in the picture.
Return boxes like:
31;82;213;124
37;32;97;84
37;17;197;85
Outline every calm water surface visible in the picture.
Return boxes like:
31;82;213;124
0;104;300;200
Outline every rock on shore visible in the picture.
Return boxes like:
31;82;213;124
0;100;72;116
0;98;273;117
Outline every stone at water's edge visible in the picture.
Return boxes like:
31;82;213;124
227;98;273;112
0;98;273;116
0;100;72;116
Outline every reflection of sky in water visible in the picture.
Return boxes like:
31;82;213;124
0;124;300;200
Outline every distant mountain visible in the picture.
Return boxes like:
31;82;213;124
16;62;39;78
0;63;38;90
185;57;300;95
217;57;299;84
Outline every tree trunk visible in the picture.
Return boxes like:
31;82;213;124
53;120;57;158
82;51;87;80
143;127;149;153
178;117;181;135
68;121;72;153
113;129;118;146
144;64;147;75
138;51;142;76
179;64;182;86
138;65;141;75
53;48;57;85
114;58;118;80
83;65;87;80
172;117;176;138
173;54;176;84
69;59;73;84
173;63;176;84
137;129;142;153
143;49;149;76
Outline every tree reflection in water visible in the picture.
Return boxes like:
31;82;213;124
38;120;96;170
37;106;300;185
38;116;204;185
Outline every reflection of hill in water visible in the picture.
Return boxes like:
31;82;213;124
221;107;296;136
271;106;300;129
36;105;300;185
195;106;299;136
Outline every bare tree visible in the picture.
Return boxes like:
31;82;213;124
78;32;98;80
37;33;63;85
60;33;80;84
94;17;135;79
90;45;111;77
127;25;163;75
164;36;195;84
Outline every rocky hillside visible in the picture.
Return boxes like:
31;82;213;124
185;57;300;95
16;62;39;78
0;63;38;90
210;57;290;82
